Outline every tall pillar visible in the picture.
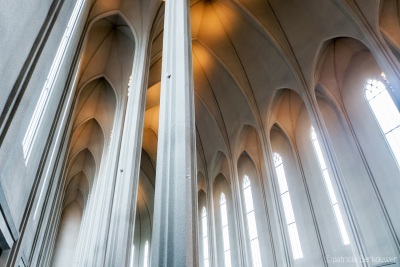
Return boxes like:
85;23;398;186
207;182;218;266
150;0;198;266
103;36;151;266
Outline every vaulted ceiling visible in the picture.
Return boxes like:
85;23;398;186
62;0;398;190
146;0;390;181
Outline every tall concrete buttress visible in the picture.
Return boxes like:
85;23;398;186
150;0;198;266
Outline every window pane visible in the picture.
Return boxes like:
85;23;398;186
322;169;338;204
276;165;288;194
366;78;400;168
203;236;209;260
221;203;228;227
311;126;350;246
333;204;350;245
243;175;250;189
223;226;230;250
251;238;262;267
247;211;258;240
288;223;303;260
144;241;149;267
202;215;208;238
281;192;295;224
386;128;400;164
225;250;232;267
273;152;283;167
244;187;254;212
312;139;327;170
22;0;84;163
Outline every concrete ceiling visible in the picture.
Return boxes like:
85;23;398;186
146;0;387;181
66;0;398;185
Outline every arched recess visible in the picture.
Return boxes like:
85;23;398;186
78;13;136;99
267;88;305;142
50;147;96;266
270;124;325;266
211;151;230;183
314;37;400;259
66;148;97;190
69;118;105;167
50;202;83;267
213;173;240;267
197;171;207;193
64;171;89;209
380;0;400;61
73;77;117;139
50;18;122;261
293;91;355;263
237;151;273;267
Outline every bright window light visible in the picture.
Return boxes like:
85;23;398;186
242;175;262;266
273;153;303;260
220;193;231;267
202;207;209;267
311;127;350;245
365;78;400;167
143;240;149;267
129;244;135;267
22;0;84;164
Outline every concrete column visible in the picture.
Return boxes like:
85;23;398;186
103;35;150;266
231;163;250;266
150;0;198;266
207;182;218;266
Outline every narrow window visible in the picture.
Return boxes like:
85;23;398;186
22;0;84;163
220;193;231;267
365;77;400;166
143;240;149;267
202;207;209;267
242;175;262;266
311;127;350;245
273;153;303;260
129;244;135;267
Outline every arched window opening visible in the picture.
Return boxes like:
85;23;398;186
242;175;262;266
311;127;350;245
365;77;400;166
144;240;149;267
22;0;85;163
220;193;231;267
129;244;135;267
273;153;303;260
202;206;209;267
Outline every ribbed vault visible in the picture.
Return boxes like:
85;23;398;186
146;0;376;183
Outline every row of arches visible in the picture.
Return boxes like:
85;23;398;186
48;2;136;265
196;37;400;267
22;1;400;266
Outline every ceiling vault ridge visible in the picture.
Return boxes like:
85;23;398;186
192;49;231;151
193;90;228;151
78;28;115;84
195;125;208;178
193;40;258;120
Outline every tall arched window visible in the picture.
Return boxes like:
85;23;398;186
22;0;85;163
143;240;149;267
273;153;303;260
220;193;231;267
311;127;350;245
365;77;400;166
242;175;262;266
202;206;209;267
